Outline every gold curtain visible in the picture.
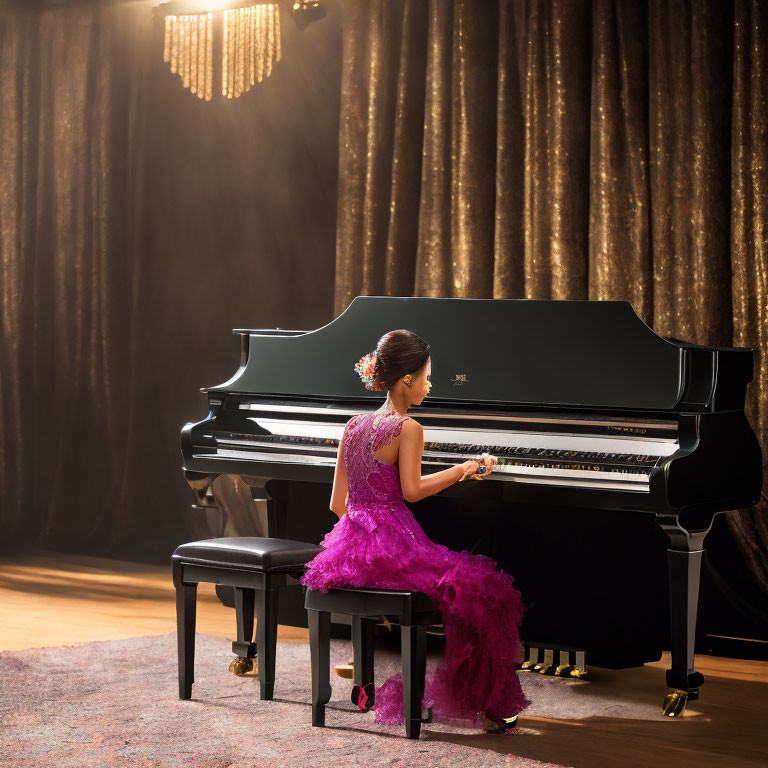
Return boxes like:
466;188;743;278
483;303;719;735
731;0;768;606
0;5;150;544
0;1;343;559
334;0;768;617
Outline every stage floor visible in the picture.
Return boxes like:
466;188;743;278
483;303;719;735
2;551;767;768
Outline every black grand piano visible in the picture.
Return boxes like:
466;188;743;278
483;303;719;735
181;296;763;717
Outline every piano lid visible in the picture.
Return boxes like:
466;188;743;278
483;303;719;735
209;296;686;410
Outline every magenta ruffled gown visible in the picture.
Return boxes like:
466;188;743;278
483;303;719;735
301;409;530;728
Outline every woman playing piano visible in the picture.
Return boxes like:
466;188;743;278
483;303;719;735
301;329;529;733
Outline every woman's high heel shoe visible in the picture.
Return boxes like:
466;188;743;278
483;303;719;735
485;710;519;734
351;682;375;712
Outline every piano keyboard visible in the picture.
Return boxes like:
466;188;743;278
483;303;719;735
199;411;678;494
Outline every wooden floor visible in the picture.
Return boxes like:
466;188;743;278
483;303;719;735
2;551;767;768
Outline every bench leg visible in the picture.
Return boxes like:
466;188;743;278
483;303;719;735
232;587;257;658
176;581;197;699
308;609;332;726
401;624;427;739
255;587;279;699
352;615;375;688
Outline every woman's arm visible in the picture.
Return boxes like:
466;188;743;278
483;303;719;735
398;419;471;502
329;419;352;518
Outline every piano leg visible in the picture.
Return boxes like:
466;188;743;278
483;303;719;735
661;526;707;717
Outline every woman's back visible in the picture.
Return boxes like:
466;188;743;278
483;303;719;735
343;410;410;508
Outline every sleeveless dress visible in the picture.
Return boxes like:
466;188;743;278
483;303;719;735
301;409;530;728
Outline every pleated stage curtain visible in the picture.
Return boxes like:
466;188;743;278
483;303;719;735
0;5;150;548
0;1;342;560
333;0;768;627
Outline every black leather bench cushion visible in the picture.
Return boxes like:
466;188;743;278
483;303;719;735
172;537;322;571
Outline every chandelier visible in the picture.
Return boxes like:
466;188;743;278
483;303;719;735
159;2;282;100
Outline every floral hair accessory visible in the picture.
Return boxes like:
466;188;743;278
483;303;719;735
354;349;379;390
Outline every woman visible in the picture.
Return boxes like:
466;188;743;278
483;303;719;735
301;329;529;732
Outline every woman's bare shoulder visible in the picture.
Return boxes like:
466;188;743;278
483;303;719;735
400;416;423;436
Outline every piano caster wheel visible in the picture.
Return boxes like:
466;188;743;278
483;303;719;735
229;656;258;677
335;661;354;679
421;707;433;723
662;689;689;717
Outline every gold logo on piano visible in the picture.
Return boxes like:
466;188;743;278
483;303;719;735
608;425;648;435
450;373;469;386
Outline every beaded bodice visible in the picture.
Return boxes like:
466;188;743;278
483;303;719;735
343;409;409;509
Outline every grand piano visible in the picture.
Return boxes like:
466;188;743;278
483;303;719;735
181;296;763;716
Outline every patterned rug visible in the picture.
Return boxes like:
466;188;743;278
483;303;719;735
0;632;666;768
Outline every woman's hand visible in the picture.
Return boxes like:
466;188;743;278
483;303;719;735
458;453;497;482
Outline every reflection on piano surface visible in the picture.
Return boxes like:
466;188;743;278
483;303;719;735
212;405;675;492
181;296;763;716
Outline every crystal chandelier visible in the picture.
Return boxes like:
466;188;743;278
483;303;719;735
160;2;282;100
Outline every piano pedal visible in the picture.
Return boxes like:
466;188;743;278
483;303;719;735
536;648;556;675
569;650;588;678
228;656;258;677
522;644;588;678
662;688;688;717
335;661;354;679
569;666;587;678
520;646;540;671
554;650;573;676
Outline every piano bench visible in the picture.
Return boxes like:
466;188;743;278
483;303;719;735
171;536;322;701
304;586;441;739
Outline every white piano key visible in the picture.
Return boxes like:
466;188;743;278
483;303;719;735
207;448;651;492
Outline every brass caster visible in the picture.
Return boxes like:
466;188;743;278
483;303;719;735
335;661;354;679
662;689;688;717
228;656;258;677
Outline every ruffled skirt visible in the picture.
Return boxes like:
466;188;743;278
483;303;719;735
300;500;530;727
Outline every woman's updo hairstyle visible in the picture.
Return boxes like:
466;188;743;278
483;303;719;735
370;329;430;392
